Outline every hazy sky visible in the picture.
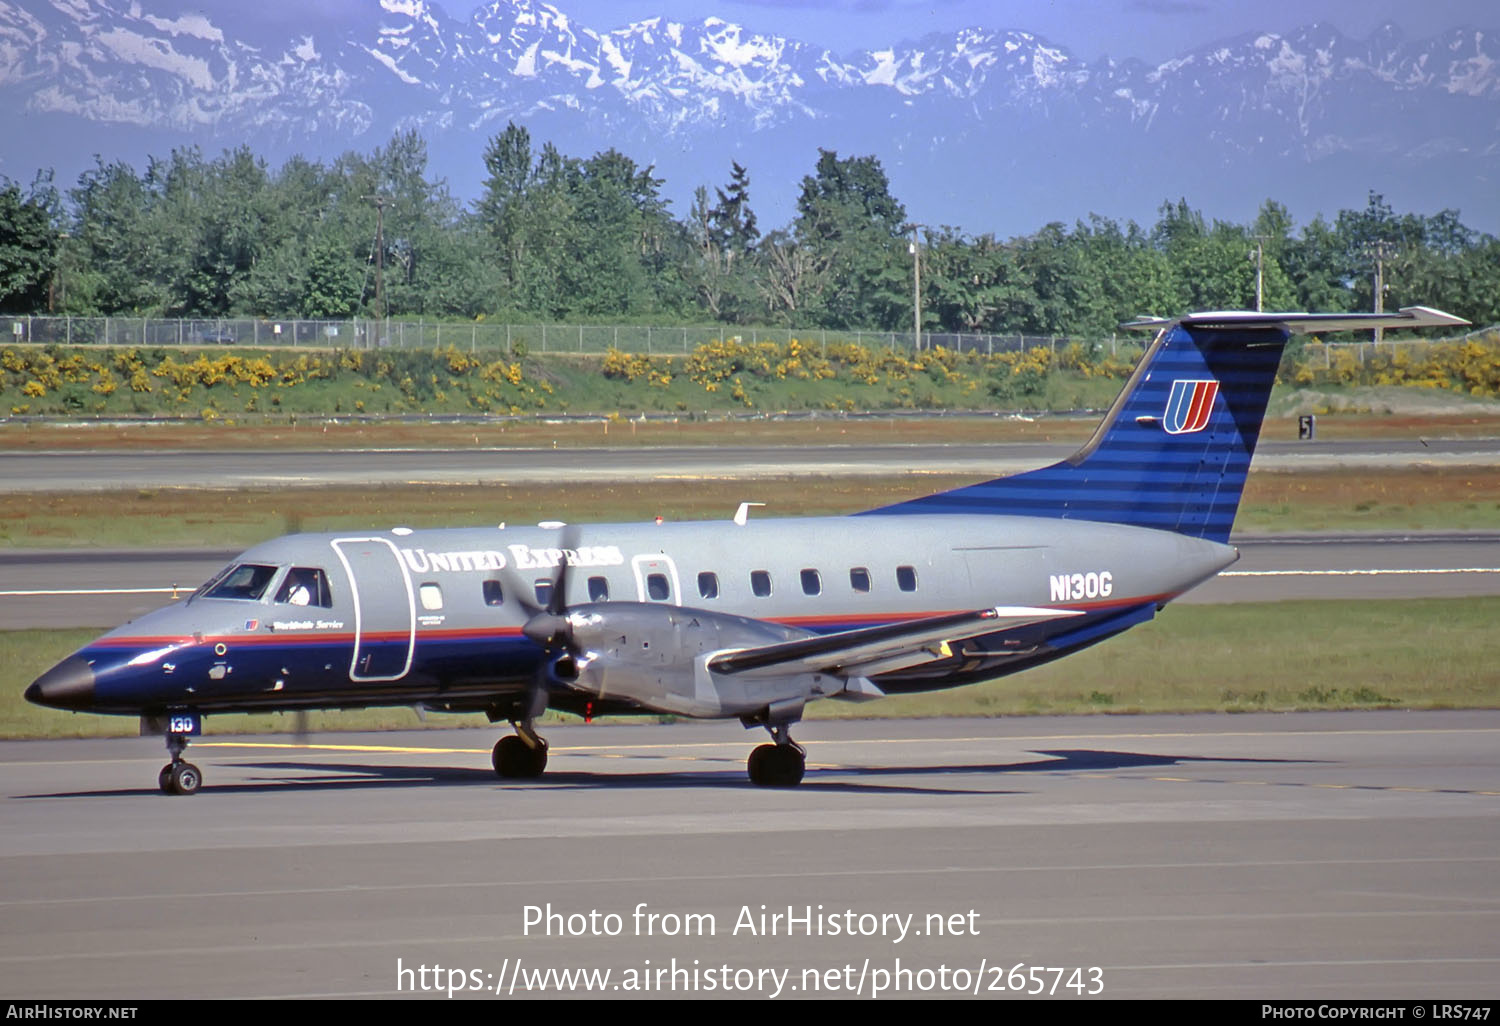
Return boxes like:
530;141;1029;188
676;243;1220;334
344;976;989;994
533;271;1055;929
420;0;1496;61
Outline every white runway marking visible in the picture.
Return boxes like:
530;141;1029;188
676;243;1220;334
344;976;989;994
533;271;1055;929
0;587;178;596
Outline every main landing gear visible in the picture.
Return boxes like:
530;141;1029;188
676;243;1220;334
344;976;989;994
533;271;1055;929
492;720;548;779
747;723;805;787
159;734;202;796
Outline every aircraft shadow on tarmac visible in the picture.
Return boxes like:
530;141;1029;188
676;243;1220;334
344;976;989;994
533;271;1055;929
15;747;1317;799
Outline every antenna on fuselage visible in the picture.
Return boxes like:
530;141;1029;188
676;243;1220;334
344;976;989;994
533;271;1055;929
733;502;766;526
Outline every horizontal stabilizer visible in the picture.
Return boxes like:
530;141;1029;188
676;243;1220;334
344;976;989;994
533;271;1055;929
707;605;1079;678
1123;306;1469;334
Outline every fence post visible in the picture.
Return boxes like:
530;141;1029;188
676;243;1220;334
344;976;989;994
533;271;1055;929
578;325;583;353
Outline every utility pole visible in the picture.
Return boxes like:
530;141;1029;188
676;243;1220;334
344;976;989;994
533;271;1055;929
908;224;924;351
364;194;389;322
1249;236;1268;312
1364;240;1394;344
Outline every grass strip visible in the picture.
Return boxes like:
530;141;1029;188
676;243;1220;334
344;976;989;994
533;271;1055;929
5;466;1500;550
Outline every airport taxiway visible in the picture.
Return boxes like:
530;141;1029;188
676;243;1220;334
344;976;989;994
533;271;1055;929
3;436;1499;491
1;712;1496;999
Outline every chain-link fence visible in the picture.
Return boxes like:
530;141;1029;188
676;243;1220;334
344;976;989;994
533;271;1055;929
5;315;1138;358
1300;336;1495;368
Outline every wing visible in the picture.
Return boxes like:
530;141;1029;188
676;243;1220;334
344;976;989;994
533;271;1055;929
706;605;1081;680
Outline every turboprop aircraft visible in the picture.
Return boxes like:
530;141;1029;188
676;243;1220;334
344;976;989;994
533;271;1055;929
25;306;1467;794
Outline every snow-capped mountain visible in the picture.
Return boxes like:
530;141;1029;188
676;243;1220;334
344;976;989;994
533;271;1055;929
1;0;1496;234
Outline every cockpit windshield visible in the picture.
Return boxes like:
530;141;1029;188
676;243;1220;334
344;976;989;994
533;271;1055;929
200;563;279;601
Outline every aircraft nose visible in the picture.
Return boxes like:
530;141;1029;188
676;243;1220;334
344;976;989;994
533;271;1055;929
26;657;96;710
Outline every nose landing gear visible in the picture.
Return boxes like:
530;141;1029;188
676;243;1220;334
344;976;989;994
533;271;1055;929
159;733;202;796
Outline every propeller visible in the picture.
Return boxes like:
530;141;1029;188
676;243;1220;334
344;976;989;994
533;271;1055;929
500;523;584;713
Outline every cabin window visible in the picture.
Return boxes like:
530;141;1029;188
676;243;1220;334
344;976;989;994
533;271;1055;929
801;569;821;596
419;582;444;611
588;576;610;602
646;573;671;602
482;579;504;606
275;567;332;608
534;579;554;607
698;572;719;599
850;567;871;593
751;570;773;597
203;563;278;601
896;565;918;592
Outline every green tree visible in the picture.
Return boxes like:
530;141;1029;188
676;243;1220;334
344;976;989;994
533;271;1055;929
793;149;909;329
0;172;61;313
687;163;762;322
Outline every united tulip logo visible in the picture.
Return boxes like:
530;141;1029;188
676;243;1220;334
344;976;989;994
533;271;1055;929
1163;379;1219;434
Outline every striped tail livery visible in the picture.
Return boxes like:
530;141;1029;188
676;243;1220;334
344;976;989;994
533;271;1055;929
864;307;1468;543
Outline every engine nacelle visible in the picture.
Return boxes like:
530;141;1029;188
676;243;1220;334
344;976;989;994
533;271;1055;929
550;603;846;718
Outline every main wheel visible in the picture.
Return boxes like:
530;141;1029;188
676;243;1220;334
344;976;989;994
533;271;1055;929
158;764;174;794
747;743;775;784
747;744;804;787
167;761;202;796
493;735;548;779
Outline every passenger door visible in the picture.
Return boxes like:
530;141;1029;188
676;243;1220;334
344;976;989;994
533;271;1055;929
330;538;416;681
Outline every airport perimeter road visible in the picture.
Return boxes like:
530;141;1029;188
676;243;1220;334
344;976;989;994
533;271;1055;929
0;712;1495;1000
4;533;1498;628
2;437;1499;491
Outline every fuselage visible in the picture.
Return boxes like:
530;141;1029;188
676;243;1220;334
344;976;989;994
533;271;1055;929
27;513;1237;719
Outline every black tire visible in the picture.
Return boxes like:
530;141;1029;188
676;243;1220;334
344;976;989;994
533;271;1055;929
168;762;202;796
493;735;548;779
158;765;173;794
748;743;788;786
768;745;805;787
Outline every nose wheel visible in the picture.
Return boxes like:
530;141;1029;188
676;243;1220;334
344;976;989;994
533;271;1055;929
159;734;202;795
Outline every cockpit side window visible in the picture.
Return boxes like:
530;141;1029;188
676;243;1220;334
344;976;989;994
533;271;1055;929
203;563;279;601
275;567;333;608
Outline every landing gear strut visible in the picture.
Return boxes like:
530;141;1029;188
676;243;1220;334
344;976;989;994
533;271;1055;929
159;734;202;796
747;723;805;787
493;720;548;779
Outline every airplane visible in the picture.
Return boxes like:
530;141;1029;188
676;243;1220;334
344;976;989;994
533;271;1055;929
24;306;1467;794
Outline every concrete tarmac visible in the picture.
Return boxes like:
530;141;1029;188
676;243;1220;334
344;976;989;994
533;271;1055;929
4;436;1499;491
1;712;1496;999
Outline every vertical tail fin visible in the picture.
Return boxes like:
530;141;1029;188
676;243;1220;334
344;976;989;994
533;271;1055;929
863;307;1467;543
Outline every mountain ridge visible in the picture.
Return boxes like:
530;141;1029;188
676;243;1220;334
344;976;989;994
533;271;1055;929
1;0;1495;235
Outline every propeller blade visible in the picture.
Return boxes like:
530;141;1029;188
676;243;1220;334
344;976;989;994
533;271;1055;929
548;523;582;617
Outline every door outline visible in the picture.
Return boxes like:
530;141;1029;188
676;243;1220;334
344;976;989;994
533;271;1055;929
331;537;416;681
